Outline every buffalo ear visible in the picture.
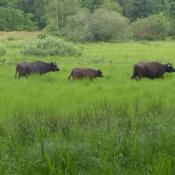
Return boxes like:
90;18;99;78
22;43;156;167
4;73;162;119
51;62;57;66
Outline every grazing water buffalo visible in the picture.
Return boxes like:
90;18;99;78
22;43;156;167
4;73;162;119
131;62;175;80
15;61;59;78
68;68;103;80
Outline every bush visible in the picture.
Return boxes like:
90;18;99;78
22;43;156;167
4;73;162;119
169;21;175;37
102;0;122;13
65;9;93;42
65;8;131;42
169;1;175;36
0;7;35;31
89;8;131;41
23;36;82;56
132;14;171;40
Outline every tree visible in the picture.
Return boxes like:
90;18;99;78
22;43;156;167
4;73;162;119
102;0;122;13
0;7;35;31
0;0;22;8
118;0;166;20
89;8;131;41
80;0;103;11
118;0;134;17
132;0;155;20
46;0;81;32
0;0;7;6
132;13;171;40
65;9;93;42
169;0;175;35
6;0;21;8
18;0;47;29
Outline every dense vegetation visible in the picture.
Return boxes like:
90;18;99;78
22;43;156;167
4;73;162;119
0;33;175;174
0;0;175;41
23;36;82;56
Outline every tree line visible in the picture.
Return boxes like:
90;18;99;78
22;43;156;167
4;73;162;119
0;0;175;41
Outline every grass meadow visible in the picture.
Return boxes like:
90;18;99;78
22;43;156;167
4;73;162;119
0;33;175;174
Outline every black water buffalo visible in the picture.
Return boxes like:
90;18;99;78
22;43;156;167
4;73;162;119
131;62;175;80
15;61;59;78
68;68;103;80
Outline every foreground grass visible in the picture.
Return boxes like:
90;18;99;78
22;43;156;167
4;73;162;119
0;38;175;174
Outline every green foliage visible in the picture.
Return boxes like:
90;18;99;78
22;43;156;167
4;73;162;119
169;1;175;36
0;0;7;6
23;36;82;56
169;1;175;18
18;0;47;29
0;44;6;57
65;9;94;42
118;0;134;17
132;14;171;40
80;0;104;11
118;0;165;21
58;8;131;42
90;8;131;41
0;0;20;8
0;7;35;31
102;0;122;13
6;0;21;8
46;0;81;32
130;0;162;20
0;0;175;39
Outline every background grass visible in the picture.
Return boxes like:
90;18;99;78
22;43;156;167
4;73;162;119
0;33;175;174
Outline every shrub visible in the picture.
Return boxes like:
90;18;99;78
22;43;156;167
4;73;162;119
169;1;175;36
132;14;171;40
65;8;131;42
102;0;122;13
169;21;175;37
89;8;131;41
7;37;15;41
23;36;82;56
0;7;35;31
65;9;93;42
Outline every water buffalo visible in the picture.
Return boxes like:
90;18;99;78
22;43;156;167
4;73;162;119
68;68;103;80
15;61;59;78
131;62;175;80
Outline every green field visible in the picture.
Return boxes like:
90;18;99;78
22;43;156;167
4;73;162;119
0;36;175;174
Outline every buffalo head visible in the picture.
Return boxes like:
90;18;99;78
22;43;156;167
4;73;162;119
96;70;103;77
50;62;60;71
164;63;175;72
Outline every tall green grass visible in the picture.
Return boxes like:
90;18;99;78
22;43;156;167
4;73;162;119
0;39;175;174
